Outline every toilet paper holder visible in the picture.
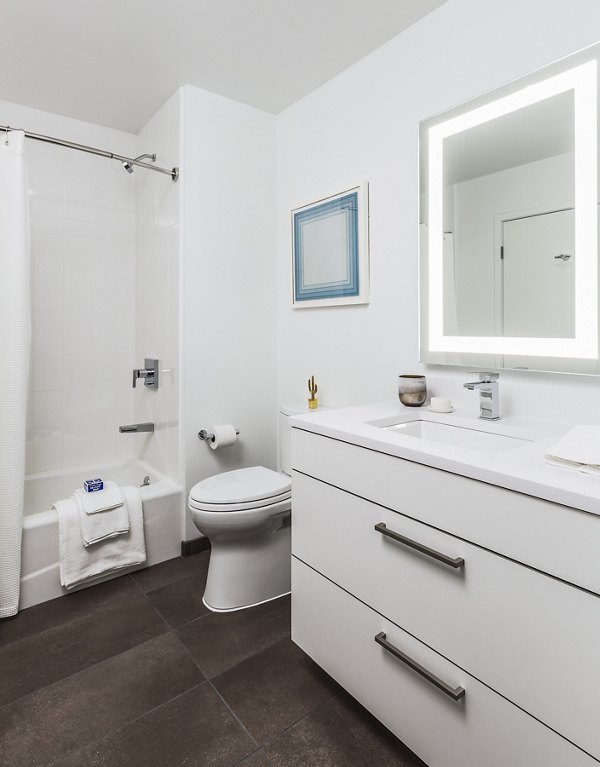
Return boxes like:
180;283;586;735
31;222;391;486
198;427;240;443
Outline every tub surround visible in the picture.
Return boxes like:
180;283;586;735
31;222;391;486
290;402;600;766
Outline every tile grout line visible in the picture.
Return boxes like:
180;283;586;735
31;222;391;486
229;746;270;767
46;679;210;767
3;555;211;707
129;552;211;597
175;636;260;750
173;620;335;755
138;586;176;632
0;629;176;718
208;680;261;750
259;686;340;753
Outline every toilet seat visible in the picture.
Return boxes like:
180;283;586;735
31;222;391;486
188;466;291;512
188;491;291;513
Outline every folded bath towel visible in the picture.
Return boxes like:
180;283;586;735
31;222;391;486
54;486;146;589
74;480;123;514
545;426;600;474
76;492;130;547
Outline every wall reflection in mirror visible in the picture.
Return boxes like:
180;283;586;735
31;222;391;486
419;42;600;374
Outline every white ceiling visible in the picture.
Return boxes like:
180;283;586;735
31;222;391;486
0;0;448;133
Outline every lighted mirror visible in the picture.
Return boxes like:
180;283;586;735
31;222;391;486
419;42;600;374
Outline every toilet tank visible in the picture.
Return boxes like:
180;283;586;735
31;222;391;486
278;405;307;476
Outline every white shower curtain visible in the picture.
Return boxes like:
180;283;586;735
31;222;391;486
0;130;30;618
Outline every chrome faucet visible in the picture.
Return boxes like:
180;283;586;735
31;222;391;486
463;372;500;420
119;422;155;433
132;358;159;390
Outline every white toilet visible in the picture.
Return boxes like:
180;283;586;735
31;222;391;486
188;406;301;612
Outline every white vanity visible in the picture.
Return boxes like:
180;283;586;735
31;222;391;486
290;403;600;767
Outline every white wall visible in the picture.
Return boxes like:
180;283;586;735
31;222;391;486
7;100;138;474
276;0;600;424
135;90;182;482
181;85;277;538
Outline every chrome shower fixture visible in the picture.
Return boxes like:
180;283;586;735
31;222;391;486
121;153;157;174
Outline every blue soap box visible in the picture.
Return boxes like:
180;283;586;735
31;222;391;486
84;478;104;493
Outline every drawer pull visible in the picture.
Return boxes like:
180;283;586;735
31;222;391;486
374;522;464;569
375;632;466;701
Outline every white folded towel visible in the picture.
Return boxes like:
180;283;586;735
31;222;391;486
74;480;123;514
545;426;600;474
54;486;146;589
76;492;129;547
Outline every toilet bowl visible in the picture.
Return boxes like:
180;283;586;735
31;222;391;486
188;407;302;612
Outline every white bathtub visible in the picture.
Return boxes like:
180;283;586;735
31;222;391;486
21;460;183;609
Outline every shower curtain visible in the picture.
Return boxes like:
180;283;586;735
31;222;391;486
0;130;30;618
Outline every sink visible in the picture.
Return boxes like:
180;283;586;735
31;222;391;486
377;419;532;454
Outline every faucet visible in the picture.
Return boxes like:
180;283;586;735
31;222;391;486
463;372;500;420
132;358;159;390
119;422;155;433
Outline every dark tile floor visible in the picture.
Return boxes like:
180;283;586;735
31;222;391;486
0;552;426;767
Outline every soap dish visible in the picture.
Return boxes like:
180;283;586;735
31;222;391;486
427;405;454;414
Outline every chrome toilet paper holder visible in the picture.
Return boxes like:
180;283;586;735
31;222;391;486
198;427;240;443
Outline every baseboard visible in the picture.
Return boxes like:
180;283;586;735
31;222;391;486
181;537;211;557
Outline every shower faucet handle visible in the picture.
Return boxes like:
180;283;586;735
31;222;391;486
132;358;159;390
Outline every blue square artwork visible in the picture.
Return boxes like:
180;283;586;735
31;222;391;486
293;191;360;303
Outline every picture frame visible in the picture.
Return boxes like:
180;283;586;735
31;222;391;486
291;182;369;307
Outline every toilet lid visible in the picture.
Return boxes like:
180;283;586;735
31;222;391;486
189;466;291;505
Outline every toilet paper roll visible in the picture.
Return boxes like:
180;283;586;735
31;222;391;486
209;424;238;450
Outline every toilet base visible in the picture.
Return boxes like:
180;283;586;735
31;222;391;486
202;520;291;612
202;589;291;613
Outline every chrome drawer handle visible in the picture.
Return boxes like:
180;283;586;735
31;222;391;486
375;632;465;701
374;522;464;569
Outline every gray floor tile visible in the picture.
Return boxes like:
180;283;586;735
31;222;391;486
54;683;256;767
0;633;204;767
0;575;139;649
146;570;211;628
131;552;210;593
265;692;426;767
213;637;338;744
177;594;290;678
0;594;167;707
236;749;272;766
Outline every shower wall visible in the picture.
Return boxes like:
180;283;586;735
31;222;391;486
134;90;182;484
0;99;139;474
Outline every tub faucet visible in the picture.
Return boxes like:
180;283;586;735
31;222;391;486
463;372;500;420
132;358;159;390
119;422;155;433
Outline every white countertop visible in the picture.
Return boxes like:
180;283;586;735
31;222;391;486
290;401;600;517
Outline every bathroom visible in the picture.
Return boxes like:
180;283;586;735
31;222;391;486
1;0;600;764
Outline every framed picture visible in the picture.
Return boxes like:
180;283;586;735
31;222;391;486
291;182;369;307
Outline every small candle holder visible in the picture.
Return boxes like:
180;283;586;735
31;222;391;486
398;374;427;407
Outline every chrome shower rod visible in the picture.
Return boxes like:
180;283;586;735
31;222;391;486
0;123;179;181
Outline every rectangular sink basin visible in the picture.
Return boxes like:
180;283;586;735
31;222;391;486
381;420;532;454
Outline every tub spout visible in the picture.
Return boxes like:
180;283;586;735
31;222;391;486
119;422;155;433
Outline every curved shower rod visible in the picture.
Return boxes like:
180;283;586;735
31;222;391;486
0;123;179;181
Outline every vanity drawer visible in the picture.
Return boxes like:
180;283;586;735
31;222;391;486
291;427;600;594
292;471;600;759
292;558;597;767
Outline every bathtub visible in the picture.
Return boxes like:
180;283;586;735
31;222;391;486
21;460;183;610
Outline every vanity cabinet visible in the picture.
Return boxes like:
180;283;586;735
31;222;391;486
291;427;600;767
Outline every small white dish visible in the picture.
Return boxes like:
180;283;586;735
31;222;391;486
427;405;454;414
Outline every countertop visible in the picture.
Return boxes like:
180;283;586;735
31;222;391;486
290;401;600;517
